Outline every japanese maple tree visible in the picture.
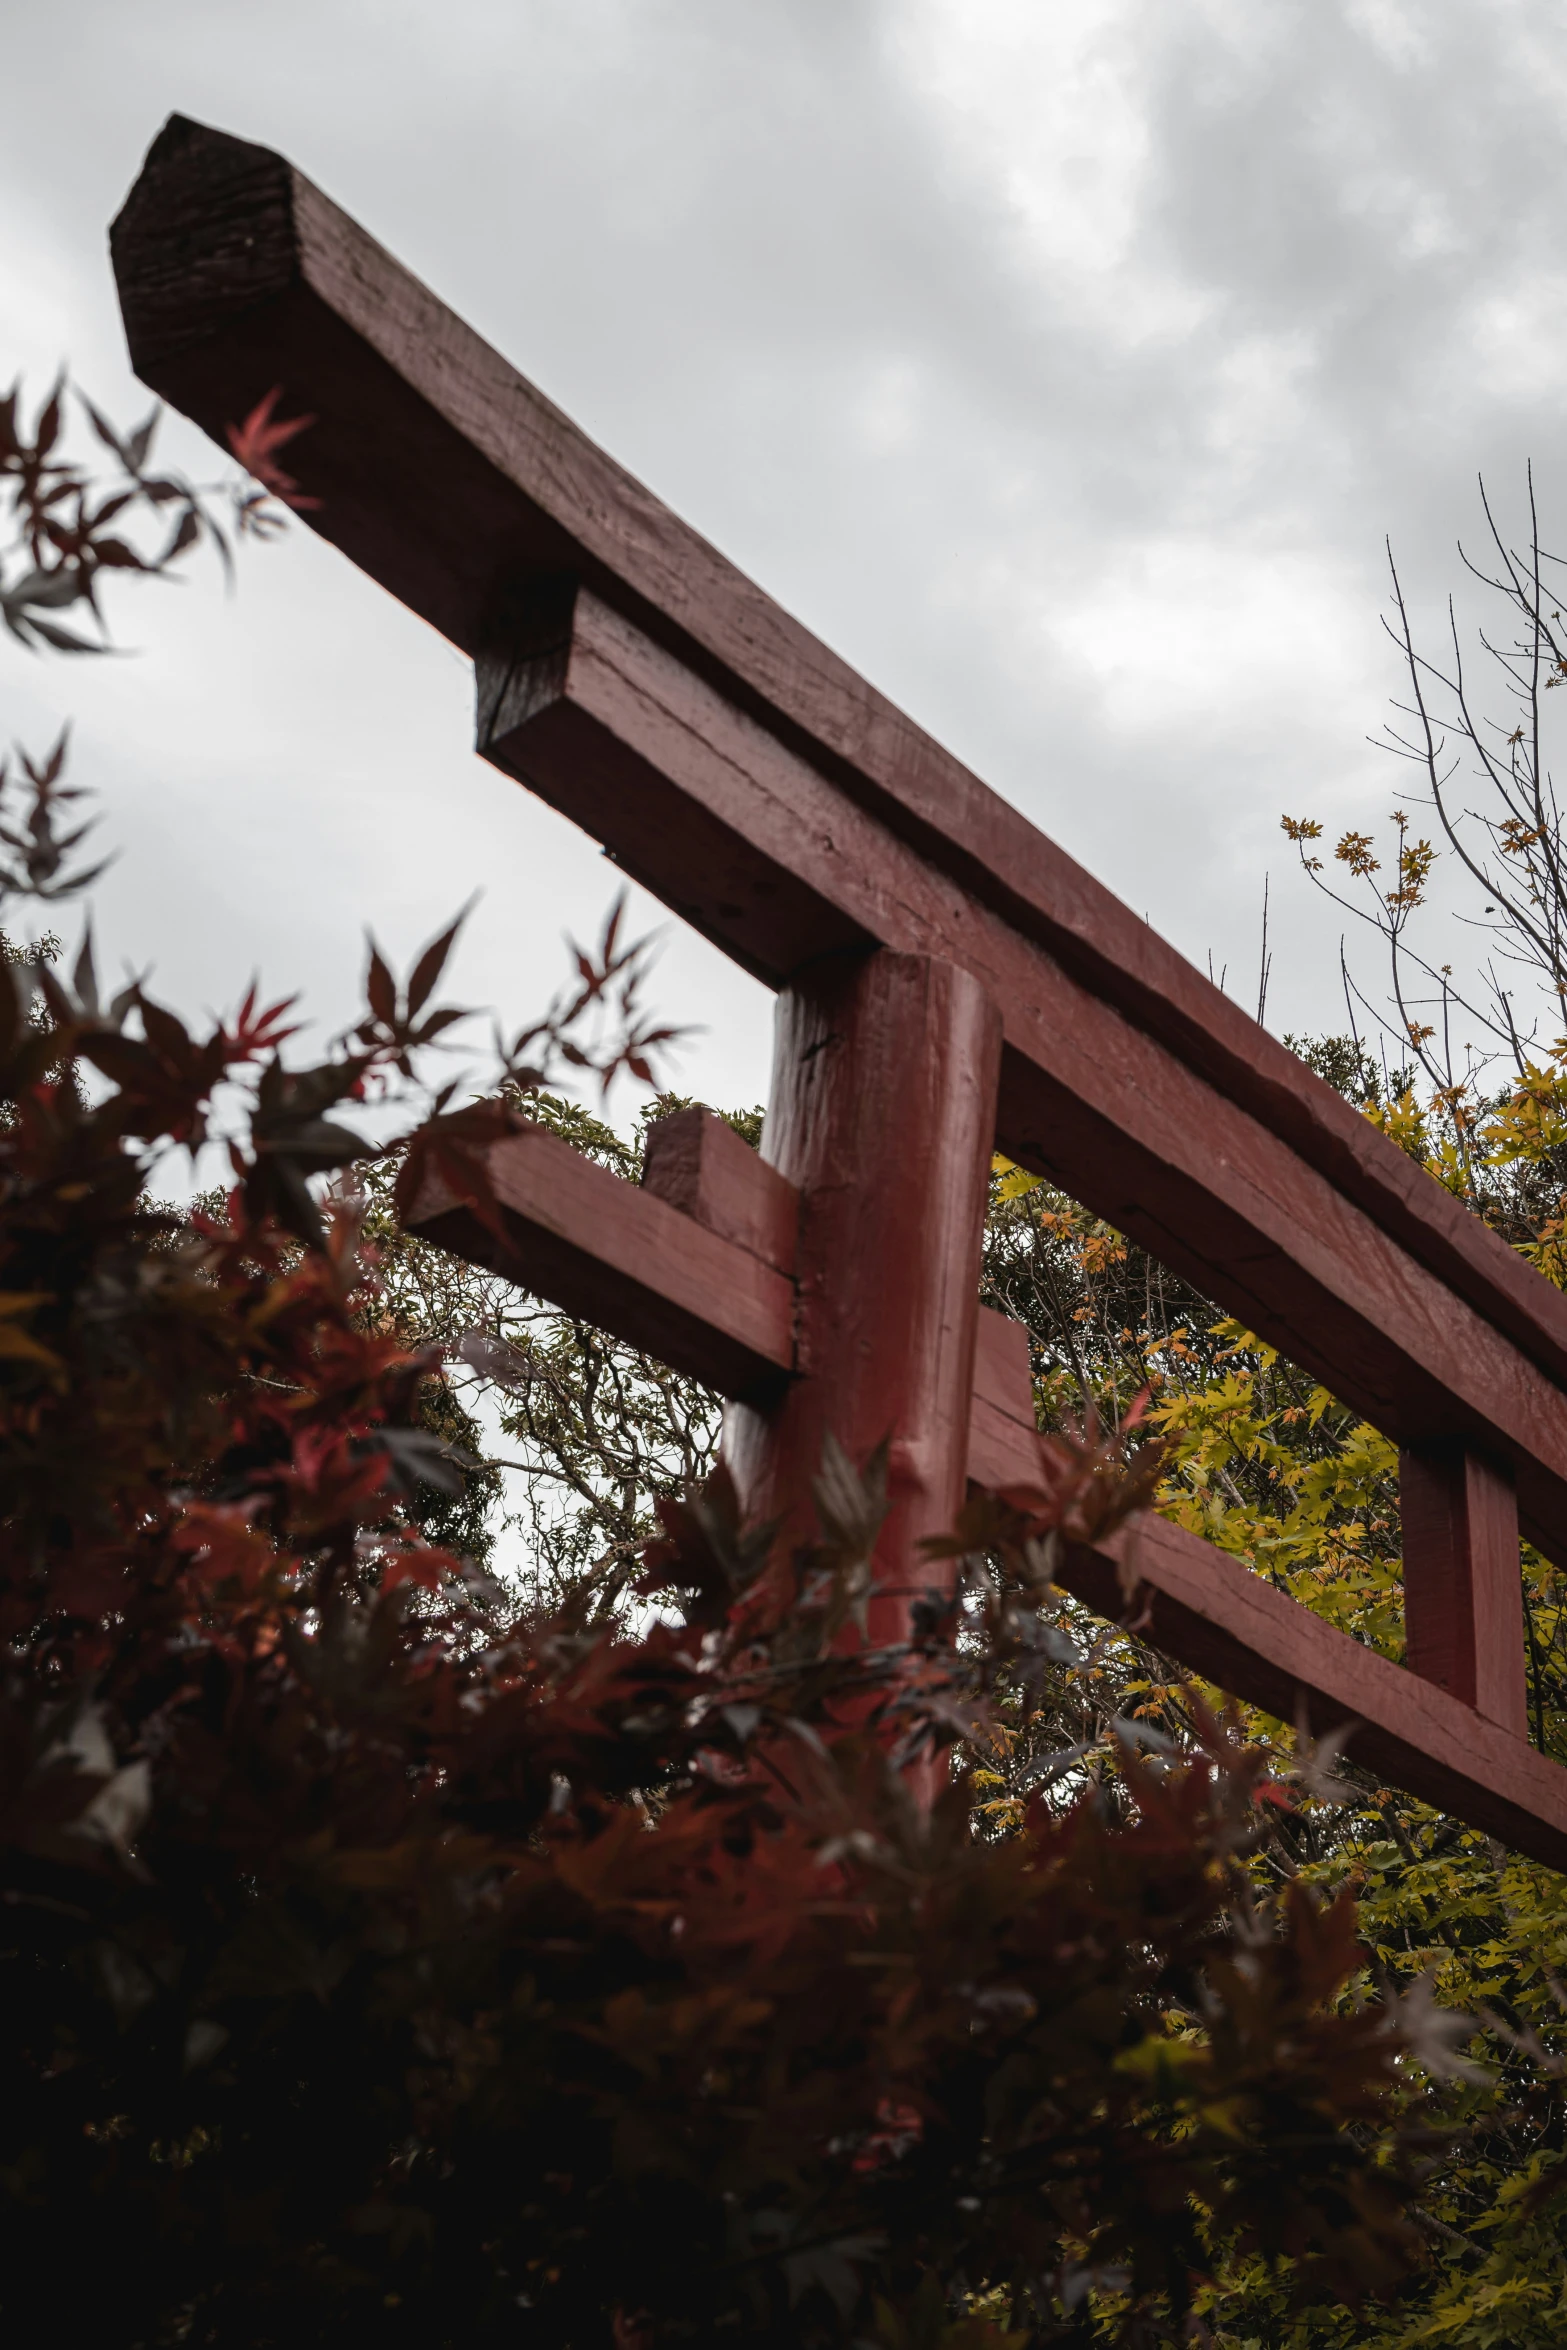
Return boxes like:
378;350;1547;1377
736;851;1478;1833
0;380;1443;2348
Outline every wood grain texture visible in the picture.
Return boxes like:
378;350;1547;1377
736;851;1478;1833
1059;1512;1567;1873
402;1119;793;1404
725;952;1002;1646
408;1107;1037;1499
632;1123;1041;1499
968;1309;1039;1489
108;115;1567;1419
641;1107;798;1277
1400;1445;1528;1735
478;583;1567;1565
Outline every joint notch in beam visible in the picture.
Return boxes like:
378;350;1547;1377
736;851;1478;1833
403;1117;794;1406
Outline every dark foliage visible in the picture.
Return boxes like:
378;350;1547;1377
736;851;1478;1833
0;380;1440;2347
0;759;1431;2347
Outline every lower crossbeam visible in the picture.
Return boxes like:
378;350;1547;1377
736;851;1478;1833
402;1107;1567;1871
1060;1517;1567;1873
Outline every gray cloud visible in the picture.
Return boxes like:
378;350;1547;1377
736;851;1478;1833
2;0;1565;1111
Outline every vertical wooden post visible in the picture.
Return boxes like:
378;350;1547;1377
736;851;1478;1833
1400;1443;1529;1737
725;948;1002;1647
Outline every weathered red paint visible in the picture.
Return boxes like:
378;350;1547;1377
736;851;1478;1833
1400;1444;1528;1736
641;1104;798;1278
107;113;1567;1863
403;1117;793;1405
1058;1509;1567;1870
725;951;1001;1646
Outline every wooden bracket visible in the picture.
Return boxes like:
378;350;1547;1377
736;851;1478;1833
641;1104;798;1278
405;1102;1032;1482
967;1310;1040;1489
401;1115;793;1406
1400;1443;1528;1736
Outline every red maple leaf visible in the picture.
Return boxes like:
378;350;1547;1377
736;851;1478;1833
226;387;321;510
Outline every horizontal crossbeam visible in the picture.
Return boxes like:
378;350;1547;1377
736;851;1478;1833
1061;1520;1567;1873
403;1115;794;1406
402;1106;1031;1463
109;118;1567;1576
406;1108;1567;1870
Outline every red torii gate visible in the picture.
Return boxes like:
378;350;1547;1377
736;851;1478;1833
110;114;1567;1869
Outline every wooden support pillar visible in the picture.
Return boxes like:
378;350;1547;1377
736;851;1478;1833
1399;1443;1529;1737
725;949;1002;1647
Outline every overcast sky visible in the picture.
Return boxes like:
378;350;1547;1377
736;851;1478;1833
4;0;1567;1121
